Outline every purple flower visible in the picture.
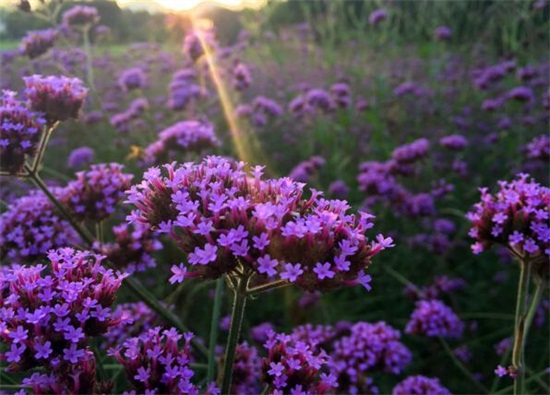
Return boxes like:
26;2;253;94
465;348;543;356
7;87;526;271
369;9;388;25
0;247;125;390
392;375;451;395
495;365;508;377
23;74;88;124
118;67;147;91
313;262;335;280
466;174;549;261
67;146;94;168
0;90;46;174
127;156;391;292
109;327;218;394
440;135;468;151
435;26;452;40
0;189;81;263
19;29;57;59
62;5;100;28
262;330;336;394
405;299;465;339
233;63;252;91
60;163;133;222
143;120;220;164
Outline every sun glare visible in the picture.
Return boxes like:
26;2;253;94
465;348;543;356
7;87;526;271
148;0;264;12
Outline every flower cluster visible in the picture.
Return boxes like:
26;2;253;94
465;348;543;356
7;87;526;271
405;299;464;339
404;275;466;301
392;375;451;395
235;96;283;127
261;331;337;395
62;5;100;28
0;248;126;392
0;189;81;263
435;26;452;40
19;29;58;59
233;63;252;91
118;67;147;91
103;302;160;350
109;327;218;394
167;69;205;111
391;138;430;164
230;342;262;395
329;321;412;394
95;222;162;273
369;9;388;25
127;156;392;292
330;83;352;108
439;134;468;151
23;74;88;124
109;98;149;133
0;90;46;174
525;135;549;161
288;155;325;183
60;163;133;222
143;120;220;164
466;173;549;259
67;146;95;168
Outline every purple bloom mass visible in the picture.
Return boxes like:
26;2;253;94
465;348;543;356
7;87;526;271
126;156;392;292
0;248;125;393
20;29;58;59
60;163;133;222
0;90;46;174
329;321;412;394
67;146;95;168
261;330;337;395
23;74;88;124
467;173;549;261
143;120;220;164
405;299;465;339
392;375;451;395
62;5;100;28
109;327;218;394
0;189;81;263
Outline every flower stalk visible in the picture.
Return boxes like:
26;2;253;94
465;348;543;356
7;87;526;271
221;273;251;394
511;258;531;395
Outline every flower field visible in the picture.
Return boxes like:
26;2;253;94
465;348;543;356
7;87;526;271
0;1;549;394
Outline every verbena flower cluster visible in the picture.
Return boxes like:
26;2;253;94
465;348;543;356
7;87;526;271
0;189;81;263
62;5;100;28
23;74;88;124
392;375;452;395
109;327;219;394
60;163;133;222
103;302;160;350
143;120;221;164
20;29;58;59
0;248;126;393
127;156;393;292
329;321;412;394
95;222;162;273
230;342;262;395
466;173;549;258
261;331;337;395
0;90;46;174
118;67;147;91
405;299;465;339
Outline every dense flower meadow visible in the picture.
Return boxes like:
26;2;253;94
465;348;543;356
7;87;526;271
0;1;549;395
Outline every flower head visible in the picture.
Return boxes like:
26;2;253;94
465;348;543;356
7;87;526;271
20;29;57;59
61;163;133;222
127;156;392;292
392;375;451;395
23;74;88;124
405;299;465;339
0;90;46;174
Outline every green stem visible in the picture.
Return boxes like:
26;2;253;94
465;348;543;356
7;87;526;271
220;275;250;394
82;26;95;90
524;279;544;337
207;278;224;383
439;337;489;393
246;279;289;297
96;221;104;244
512;259;531;395
25;165;94;244
31;124;56;173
